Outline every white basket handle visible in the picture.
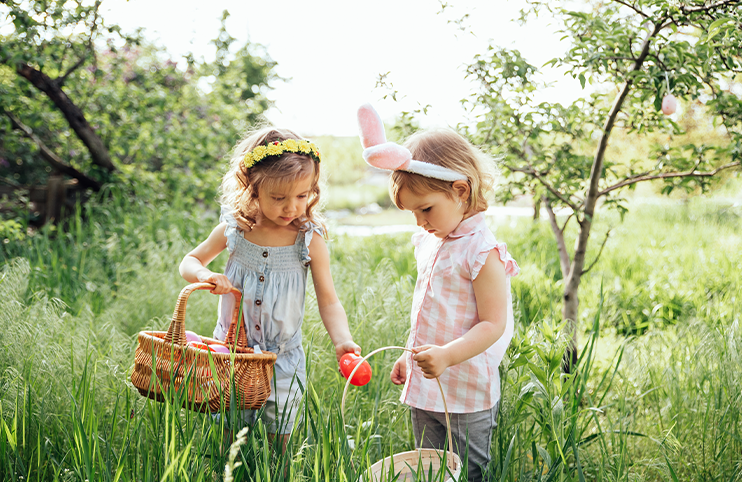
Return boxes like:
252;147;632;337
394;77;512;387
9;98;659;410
340;346;455;466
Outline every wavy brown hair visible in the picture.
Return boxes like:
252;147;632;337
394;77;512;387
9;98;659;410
390;129;494;214
219;127;326;235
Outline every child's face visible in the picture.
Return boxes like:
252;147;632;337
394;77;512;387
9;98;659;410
257;175;314;228
398;186;467;238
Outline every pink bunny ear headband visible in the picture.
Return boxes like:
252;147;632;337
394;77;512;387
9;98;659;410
357;104;468;182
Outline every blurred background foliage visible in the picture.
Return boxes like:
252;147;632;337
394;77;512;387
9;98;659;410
0;2;275;224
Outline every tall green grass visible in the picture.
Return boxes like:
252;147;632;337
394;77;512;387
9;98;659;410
1;195;741;480
0;184;217;316
495;197;742;335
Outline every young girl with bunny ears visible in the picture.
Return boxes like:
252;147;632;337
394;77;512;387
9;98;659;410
180;127;360;446
357;104;520;482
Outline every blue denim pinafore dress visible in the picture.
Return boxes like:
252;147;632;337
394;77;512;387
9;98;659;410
213;209;321;432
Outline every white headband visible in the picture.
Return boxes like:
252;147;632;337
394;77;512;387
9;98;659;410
357;104;468;182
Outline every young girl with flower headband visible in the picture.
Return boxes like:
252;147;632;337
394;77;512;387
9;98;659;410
180;127;360;446
357;104;519;482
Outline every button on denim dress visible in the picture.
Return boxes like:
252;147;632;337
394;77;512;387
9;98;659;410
213;209;321;431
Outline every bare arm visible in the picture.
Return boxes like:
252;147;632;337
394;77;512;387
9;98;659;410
179;223;234;294
308;233;361;361
412;249;508;378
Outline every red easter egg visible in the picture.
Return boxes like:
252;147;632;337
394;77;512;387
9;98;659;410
188;341;215;352
339;353;372;386
185;331;202;343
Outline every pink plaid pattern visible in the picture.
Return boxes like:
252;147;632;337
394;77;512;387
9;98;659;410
400;213;519;413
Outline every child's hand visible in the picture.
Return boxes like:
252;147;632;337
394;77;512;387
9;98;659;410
197;271;234;295
412;345;451;379
334;340;361;363
390;353;407;385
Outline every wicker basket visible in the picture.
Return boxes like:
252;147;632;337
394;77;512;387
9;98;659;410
131;282;277;413
342;346;462;482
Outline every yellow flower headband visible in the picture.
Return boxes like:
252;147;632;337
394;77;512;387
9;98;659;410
243;139;322;169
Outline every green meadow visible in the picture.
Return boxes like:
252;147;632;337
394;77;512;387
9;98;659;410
1;186;741;481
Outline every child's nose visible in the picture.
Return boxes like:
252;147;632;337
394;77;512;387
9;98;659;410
414;213;425;226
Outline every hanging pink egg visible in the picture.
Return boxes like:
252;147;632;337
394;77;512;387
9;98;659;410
661;94;677;115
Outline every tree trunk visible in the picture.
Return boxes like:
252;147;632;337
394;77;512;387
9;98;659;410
3;110;102;191
15;63;116;173
45;174;66;224
560;21;663;372
532;196;541;221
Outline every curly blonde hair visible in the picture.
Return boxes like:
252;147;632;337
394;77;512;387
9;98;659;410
390;129;494;213
219;127;326;235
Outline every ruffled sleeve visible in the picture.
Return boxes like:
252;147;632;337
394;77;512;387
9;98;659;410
219;206;241;254
411;228;428;259
411;229;426;248
468;235;520;281
300;221;325;266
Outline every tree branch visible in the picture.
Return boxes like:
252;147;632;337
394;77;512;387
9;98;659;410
612;0;650;19
583;22;664;219
582;228;611;275
2;110;102;191
598;161;741;197
544;197;572;279
57;1;100;87
681;0;740;13
504;163;581;212
647;52;670;71
56;52;89;88
604;56;639;62
15;63;116;172
720;57;742;75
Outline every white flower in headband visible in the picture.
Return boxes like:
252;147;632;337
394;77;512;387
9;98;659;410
357;104;468;182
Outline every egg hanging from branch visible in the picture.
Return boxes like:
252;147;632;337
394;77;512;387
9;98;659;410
661;94;677;115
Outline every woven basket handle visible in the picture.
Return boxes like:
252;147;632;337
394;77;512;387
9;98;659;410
340;346;454;464
164;283;246;349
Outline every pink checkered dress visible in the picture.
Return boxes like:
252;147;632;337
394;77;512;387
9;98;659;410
399;213;520;413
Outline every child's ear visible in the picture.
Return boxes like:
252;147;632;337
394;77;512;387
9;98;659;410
452;180;470;203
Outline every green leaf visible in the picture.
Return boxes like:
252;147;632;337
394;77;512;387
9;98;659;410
578;73;586;89
528;362;549;388
536;445;552;469
499;429;518;482
705;17;734;43
510;353;529;369
653;92;663;112
533;345;549;365
663;452;680;482
560;374;575;397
